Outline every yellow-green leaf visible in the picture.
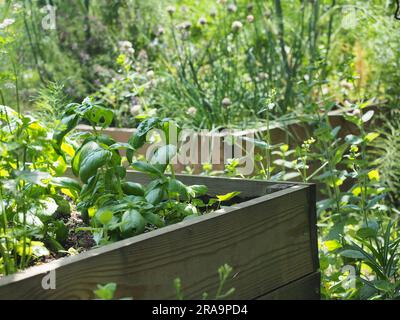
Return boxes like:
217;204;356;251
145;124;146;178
368;169;380;181
217;192;241;202
365;132;380;143
324;240;342;252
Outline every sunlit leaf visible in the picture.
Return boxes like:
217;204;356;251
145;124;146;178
217;191;241;202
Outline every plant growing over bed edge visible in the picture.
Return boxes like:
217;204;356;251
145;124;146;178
0;105;82;276
54;98;240;246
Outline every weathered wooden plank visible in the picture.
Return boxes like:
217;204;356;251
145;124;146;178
0;176;316;300
257;272;321;300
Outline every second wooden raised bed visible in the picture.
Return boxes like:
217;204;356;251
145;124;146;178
77;110;358;175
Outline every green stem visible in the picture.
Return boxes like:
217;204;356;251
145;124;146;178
10;58;20;114
170;163;176;180
265;111;271;180
22;0;46;83
0;89;5;105
322;0;337;79
359;126;369;228
0;187;11;275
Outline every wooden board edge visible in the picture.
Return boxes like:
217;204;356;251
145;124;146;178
308;183;320;271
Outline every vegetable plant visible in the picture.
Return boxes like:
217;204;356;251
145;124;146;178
55;98;240;246
0;105;80;276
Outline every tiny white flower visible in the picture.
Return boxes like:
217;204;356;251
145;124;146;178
247;15;254;23
13;3;22;11
157;26;165;36
167;6;176;16
0;18;15;30
231;21;243;33
228;4;237;13
146;70;155;78
118;41;135;55
130;105;142;115
222;98;232;107
257;72;268;81
187;107;197;116
138;50;148;61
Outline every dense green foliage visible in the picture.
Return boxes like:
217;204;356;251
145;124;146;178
0;99;241;275
53;101;238;245
2;1;400;127
0;105;79;274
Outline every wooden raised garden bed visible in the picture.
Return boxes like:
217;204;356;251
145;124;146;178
0;172;319;300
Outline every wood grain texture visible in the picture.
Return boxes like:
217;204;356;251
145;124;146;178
0;175;317;300
257;272;321;300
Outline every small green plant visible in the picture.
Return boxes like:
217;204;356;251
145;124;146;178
175;264;236;300
339;221;400;300
94;283;118;300
0;105;79;276
33;82;71;123
219;139;301;182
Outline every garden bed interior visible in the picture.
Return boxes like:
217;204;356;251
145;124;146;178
0;172;318;300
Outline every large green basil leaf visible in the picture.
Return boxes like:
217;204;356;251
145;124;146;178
150;144;177;172
72;141;99;176
51;177;82;192
135;117;161;139
79;145;112;183
187;185;208;198
145;187;165;205
122;182;145;196
131;161;163;178
143;212;164;228
168;179;188;198
120;209;146;237
83;104;114;128
96;134;117;147
53;109;80;148
127;117;161;162
95;207;114;225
